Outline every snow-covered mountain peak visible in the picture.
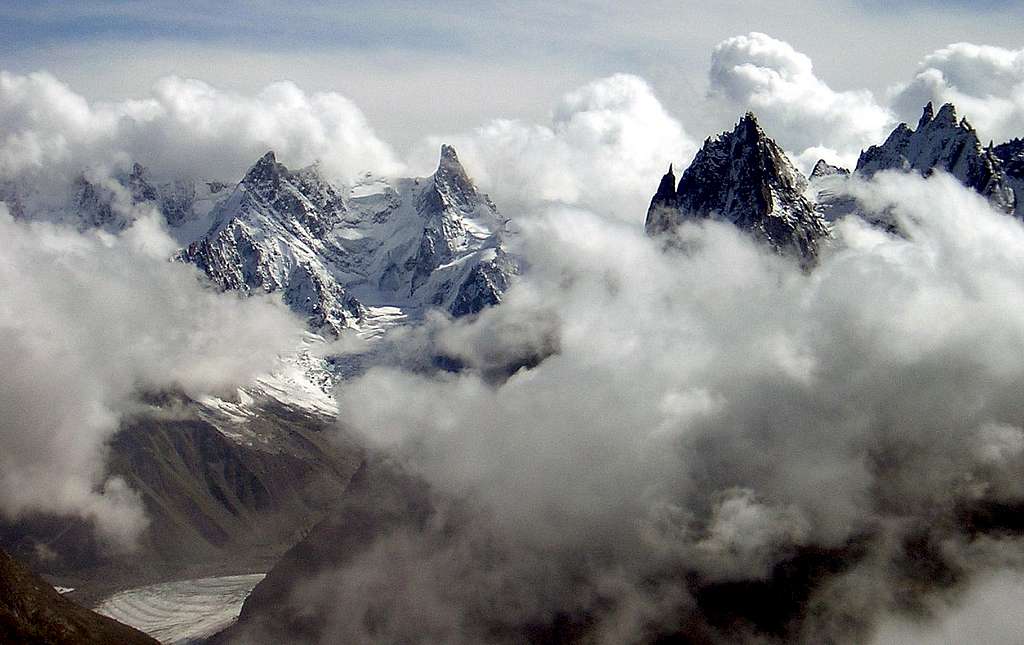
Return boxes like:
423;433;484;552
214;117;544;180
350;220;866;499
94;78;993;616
180;146;517;336
856;102;1016;214
422;144;489;216
241;151;285;188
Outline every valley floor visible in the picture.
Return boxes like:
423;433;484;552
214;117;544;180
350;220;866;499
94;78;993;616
94;573;266;644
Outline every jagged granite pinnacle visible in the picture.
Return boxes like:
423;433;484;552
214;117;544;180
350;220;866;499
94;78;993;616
243;150;285;187
646;112;830;261
430;144;480;211
857;102;1016;214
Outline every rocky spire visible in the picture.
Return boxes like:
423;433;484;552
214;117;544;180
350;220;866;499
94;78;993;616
242;151;284;188
644;164;679;235
810;159;850;180
653;164;677;203
917;101;934;130
646;111;830;262
431;144;479;211
856;103;1016;214
932;102;958;128
126;162;158;203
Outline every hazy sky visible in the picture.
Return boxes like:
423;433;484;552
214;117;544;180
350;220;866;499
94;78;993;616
2;1;1022;151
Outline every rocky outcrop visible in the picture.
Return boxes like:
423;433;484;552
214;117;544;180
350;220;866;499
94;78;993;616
809;160;849;180
0;548;157;645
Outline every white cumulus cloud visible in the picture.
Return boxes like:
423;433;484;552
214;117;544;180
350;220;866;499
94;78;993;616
709;32;895;170
0;205;306;548
890;42;1024;145
0;70;403;185
413;74;696;222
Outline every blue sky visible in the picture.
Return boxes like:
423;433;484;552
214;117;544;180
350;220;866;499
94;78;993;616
1;1;1021;151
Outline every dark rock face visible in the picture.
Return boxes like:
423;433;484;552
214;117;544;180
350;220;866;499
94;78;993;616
208;458;438;645
432;144;482;212
993;138;1024;205
73;177;125;231
809;160;850;180
856;102;1016;213
0;548;158;645
646;113;830;262
994;138;1024;179
646;164;679;223
66;163;227;233
448;248;516;318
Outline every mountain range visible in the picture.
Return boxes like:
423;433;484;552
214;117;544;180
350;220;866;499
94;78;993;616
180;145;516;335
4;98;1024;643
647;102;1023;260
6;144;517;338
205;100;1024;645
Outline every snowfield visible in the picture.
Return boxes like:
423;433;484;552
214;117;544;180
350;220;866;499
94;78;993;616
94;573;266;644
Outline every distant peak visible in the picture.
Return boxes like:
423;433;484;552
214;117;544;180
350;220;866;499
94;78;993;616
810;159;850;179
438;143;473;177
653;163;677;202
738;111;761;129
934;103;958;127
646;108;828;261
917;102;934;130
429;143;479;209
243;150;284;185
732;111;768;142
436;144;470;177
440;144;459;161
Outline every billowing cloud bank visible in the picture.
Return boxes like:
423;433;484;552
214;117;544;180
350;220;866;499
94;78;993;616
316;172;1024;643
703;34;1024;172
891;42;1024;146
0;71;402;184
413;74;697;221
709;32;895;169
1;27;1023;639
0;206;305;547
425;33;1022;201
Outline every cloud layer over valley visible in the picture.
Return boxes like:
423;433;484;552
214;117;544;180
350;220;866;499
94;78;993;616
319;172;1024;643
0;206;306;547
